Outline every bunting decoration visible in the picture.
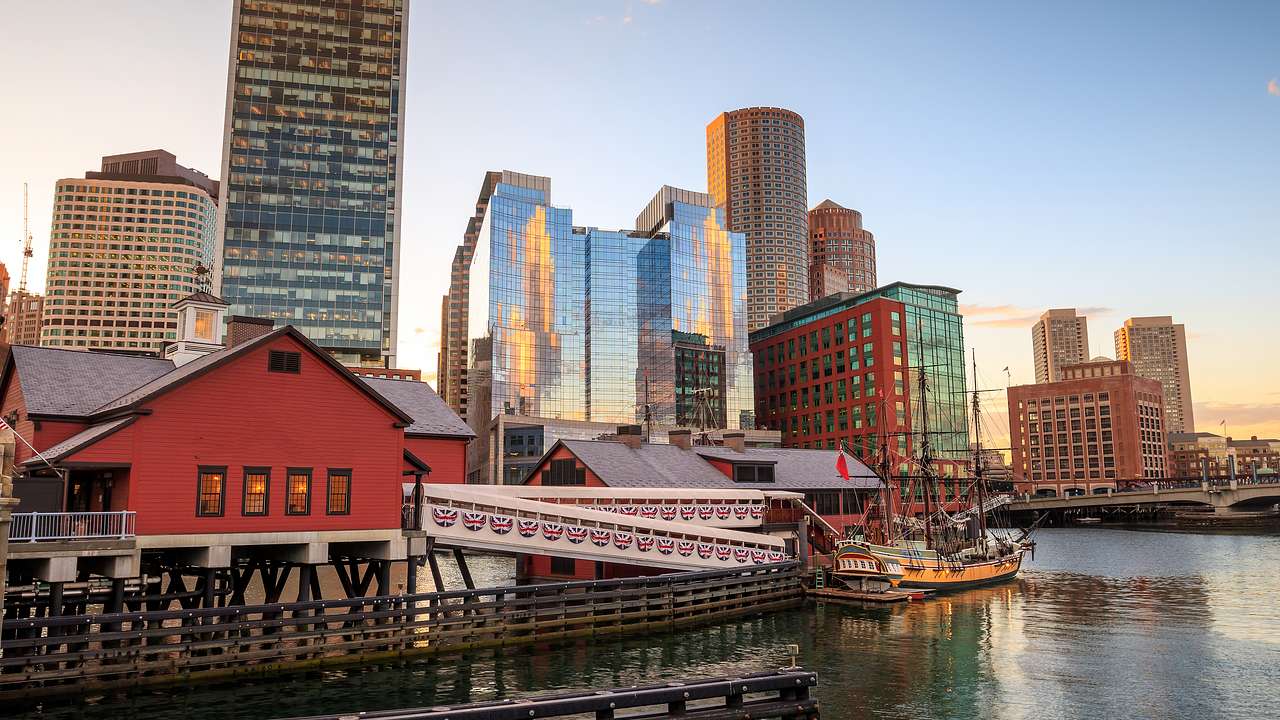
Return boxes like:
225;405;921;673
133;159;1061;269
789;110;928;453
432;507;458;528
636;535;655;552
542;522;564;541
657;538;675;555
715;546;731;561
613;532;634;550
678;541;696;557
517;519;540;538
590;529;611;547
714;506;731;520
639;505;658;519
490;515;513;534
699;543;715;559
680;506;696;521
462;511;486;531
566;526;588;544
660;506;678;521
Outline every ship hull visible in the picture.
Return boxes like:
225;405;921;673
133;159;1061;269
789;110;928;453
854;543;1025;591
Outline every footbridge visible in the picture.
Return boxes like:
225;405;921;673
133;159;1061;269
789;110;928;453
406;484;792;572
1007;478;1280;513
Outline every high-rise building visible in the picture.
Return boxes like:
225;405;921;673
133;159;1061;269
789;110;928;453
706;107;808;331
1008;359;1169;493
1032;308;1089;383
216;0;409;367
438;171;549;417
749;282;971;476
41;150;218;354
3;291;44;347
808;200;876;300
1114;316;1194;433
459;174;753;480
0;263;10;324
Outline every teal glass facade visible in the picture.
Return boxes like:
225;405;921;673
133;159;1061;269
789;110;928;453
466;180;752;432
217;0;407;366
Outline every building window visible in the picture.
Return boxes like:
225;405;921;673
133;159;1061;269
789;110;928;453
242;466;269;516
269;350;302;374
196;466;227;517
542;458;586;486
194;309;215;341
550;556;577;576
286;468;312;515
327;469;352;515
733;463;775;483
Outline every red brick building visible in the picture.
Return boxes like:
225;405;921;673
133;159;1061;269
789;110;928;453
1007;359;1168;496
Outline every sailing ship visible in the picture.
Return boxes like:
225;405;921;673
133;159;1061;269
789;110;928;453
834;345;1034;591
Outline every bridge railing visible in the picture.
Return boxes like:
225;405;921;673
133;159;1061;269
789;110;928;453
8;511;136;542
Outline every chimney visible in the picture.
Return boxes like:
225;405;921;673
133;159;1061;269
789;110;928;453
722;431;745;453
226;315;275;347
668;429;692;450
616;424;643;450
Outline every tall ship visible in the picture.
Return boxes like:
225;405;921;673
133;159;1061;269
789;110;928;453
835;348;1034;591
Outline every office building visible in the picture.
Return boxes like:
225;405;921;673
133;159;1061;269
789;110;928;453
749;282;971;484
808;200;876;300
2;291;43;346
41;150;218;354
706;107;808;330
438;171;549;417
217;0;409;367
459;174;753;480
1032;308;1089;383
1007;359;1168;495
1114;316;1194;433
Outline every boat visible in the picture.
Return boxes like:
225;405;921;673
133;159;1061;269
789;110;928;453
836;347;1033;592
832;540;903;591
1075;516;1102;525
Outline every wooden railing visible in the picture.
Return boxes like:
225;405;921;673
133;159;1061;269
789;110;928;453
281;669;820;720
0;562;803;702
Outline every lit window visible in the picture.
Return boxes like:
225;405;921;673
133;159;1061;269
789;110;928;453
286;469;311;515
243;467;269;515
197;467;226;516
194;309;215;341
327;469;351;515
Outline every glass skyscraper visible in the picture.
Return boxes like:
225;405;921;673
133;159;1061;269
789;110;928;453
464;176;752;440
216;0;407;367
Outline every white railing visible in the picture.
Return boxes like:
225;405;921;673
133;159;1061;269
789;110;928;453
9;511;136;542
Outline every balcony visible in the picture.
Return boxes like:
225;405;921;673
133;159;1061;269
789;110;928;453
9;511;136;542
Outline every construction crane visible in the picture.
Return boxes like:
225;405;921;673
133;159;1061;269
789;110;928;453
18;182;33;291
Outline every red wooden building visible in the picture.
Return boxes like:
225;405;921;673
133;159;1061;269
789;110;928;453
1;293;473;605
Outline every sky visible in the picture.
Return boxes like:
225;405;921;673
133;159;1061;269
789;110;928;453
0;0;1277;445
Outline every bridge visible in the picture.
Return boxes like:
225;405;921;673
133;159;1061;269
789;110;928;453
1007;478;1280;513
406;484;792;573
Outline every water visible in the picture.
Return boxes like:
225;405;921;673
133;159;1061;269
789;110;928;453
17;528;1280;720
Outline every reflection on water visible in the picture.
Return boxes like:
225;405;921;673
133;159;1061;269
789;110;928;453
19;529;1280;720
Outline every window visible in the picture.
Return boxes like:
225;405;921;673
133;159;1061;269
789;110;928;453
194;309;215;341
326;469;352;514
197;466;227;516
286;468;312;515
269;350;302;373
242;466;269;515
543;458;586;486
733;464;775;483
550;556;576;575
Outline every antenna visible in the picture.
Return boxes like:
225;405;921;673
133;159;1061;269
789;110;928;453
19;182;33;292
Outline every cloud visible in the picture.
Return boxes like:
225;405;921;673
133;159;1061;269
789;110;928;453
1269;78;1280;97
1077;306;1114;316
958;303;1116;329
1194;401;1280;430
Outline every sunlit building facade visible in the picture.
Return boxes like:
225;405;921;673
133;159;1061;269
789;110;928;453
463;177;752;452
1114;316;1194;434
216;0;408;367
42;150;218;354
808;200;876;300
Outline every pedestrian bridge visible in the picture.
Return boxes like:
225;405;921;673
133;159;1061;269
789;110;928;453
407;484;792;571
1007;478;1280;513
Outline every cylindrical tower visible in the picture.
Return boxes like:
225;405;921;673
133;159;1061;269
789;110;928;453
706;107;808;331
808;200;877;299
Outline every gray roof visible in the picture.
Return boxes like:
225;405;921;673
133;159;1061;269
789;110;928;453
22;417;135;466
360;377;475;439
9;346;173;417
554;440;882;491
694;446;882;490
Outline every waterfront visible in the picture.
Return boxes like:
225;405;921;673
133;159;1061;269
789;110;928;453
16;527;1280;720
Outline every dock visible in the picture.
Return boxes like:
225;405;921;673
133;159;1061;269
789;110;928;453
806;586;914;604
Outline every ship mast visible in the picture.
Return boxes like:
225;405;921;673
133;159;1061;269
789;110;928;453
971;351;989;551
914;322;935;551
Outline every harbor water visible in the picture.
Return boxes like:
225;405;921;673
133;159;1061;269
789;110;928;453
16;527;1280;720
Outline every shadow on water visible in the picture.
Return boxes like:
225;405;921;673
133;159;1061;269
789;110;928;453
15;529;1280;720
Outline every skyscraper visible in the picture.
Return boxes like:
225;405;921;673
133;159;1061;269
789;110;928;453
459;173;752;477
2;291;43;347
216;0;409;367
808;200;876;300
1114;316;1195;433
42;150;218;354
707;107;808;331
1032;308;1089;383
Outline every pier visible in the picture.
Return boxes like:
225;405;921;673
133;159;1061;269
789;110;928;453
278;669;820;720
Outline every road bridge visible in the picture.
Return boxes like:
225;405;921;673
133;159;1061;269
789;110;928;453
1007;478;1280;513
407;484;790;572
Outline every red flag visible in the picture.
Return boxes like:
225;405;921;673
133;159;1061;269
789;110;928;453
836;444;851;482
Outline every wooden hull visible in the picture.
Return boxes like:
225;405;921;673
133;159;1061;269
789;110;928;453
896;552;1024;591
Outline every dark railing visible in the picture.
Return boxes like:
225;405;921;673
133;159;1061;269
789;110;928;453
0;562;804;702
278;669;820;720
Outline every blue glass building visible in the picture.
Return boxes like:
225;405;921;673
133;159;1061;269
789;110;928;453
216;0;407;367
464;177;752;440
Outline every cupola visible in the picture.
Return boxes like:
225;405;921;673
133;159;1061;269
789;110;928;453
164;291;228;366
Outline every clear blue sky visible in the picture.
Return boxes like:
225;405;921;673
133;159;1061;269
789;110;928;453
1;0;1277;439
